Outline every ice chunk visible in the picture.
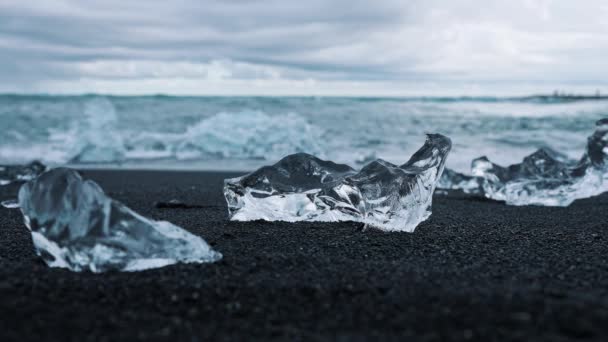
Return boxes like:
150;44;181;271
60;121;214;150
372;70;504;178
582;118;608;168
1;199;19;209
17;168;221;272
0;161;46;186
437;168;484;195
154;199;206;209
224;134;452;232
438;119;608;206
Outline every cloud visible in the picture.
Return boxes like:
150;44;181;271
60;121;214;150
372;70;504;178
0;0;607;95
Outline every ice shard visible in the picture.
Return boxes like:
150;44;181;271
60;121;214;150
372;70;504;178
438;119;608;206
437;168;484;195
0;161;46;186
1;199;19;209
17;168;222;272
224;134;452;232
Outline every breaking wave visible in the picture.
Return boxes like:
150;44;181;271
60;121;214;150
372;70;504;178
124;110;325;162
0;96;325;166
1;95;608;171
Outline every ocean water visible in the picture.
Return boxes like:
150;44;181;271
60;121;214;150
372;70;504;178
1;95;607;173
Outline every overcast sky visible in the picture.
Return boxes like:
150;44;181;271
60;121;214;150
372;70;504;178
1;0;607;95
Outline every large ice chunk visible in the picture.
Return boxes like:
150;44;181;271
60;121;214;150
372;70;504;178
439;119;608;206
0;161;46;186
224;134;451;232
17;168;222;272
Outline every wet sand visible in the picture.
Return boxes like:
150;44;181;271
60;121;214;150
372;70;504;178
1;169;608;341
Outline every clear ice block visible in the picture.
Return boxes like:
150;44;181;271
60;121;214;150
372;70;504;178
439;118;608;206
224;134;452;232
18;168;222;272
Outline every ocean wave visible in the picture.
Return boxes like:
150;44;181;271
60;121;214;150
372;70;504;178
0;97;325;165
124;110;325;162
67;97;126;163
1;95;607;171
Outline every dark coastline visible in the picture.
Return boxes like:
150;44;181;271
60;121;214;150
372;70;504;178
1;169;608;341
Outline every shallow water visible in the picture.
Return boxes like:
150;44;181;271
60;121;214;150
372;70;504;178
1;94;607;172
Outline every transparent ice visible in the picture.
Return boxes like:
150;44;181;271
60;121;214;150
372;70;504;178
17;168;222;272
1;199;20;209
224;134;451;232
437;168;484;195
0;161;46;186
439;118;608;206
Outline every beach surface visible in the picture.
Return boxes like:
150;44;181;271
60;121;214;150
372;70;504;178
1;169;608;341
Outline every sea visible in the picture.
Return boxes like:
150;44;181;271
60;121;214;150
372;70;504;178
1;94;607;173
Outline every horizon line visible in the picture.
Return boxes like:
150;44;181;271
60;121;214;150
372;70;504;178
1;92;607;100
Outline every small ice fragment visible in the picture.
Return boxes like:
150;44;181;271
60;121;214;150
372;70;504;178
0;161;46;186
17;168;221;272
1;199;19;209
154;199;206;209
438;119;608;206
224;134;452;232
438;168;484;195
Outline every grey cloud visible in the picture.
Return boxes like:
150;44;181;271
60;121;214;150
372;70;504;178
0;0;607;94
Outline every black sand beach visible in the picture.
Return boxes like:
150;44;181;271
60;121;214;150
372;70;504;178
1;169;608;341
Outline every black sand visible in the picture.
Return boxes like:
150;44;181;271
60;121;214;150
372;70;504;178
1;170;608;341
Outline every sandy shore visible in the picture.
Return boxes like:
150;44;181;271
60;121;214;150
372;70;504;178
1;169;608;341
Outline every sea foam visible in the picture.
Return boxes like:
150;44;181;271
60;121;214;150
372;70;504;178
1;95;607;171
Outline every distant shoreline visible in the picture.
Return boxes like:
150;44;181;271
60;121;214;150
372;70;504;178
0;93;607;102
521;94;608;101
